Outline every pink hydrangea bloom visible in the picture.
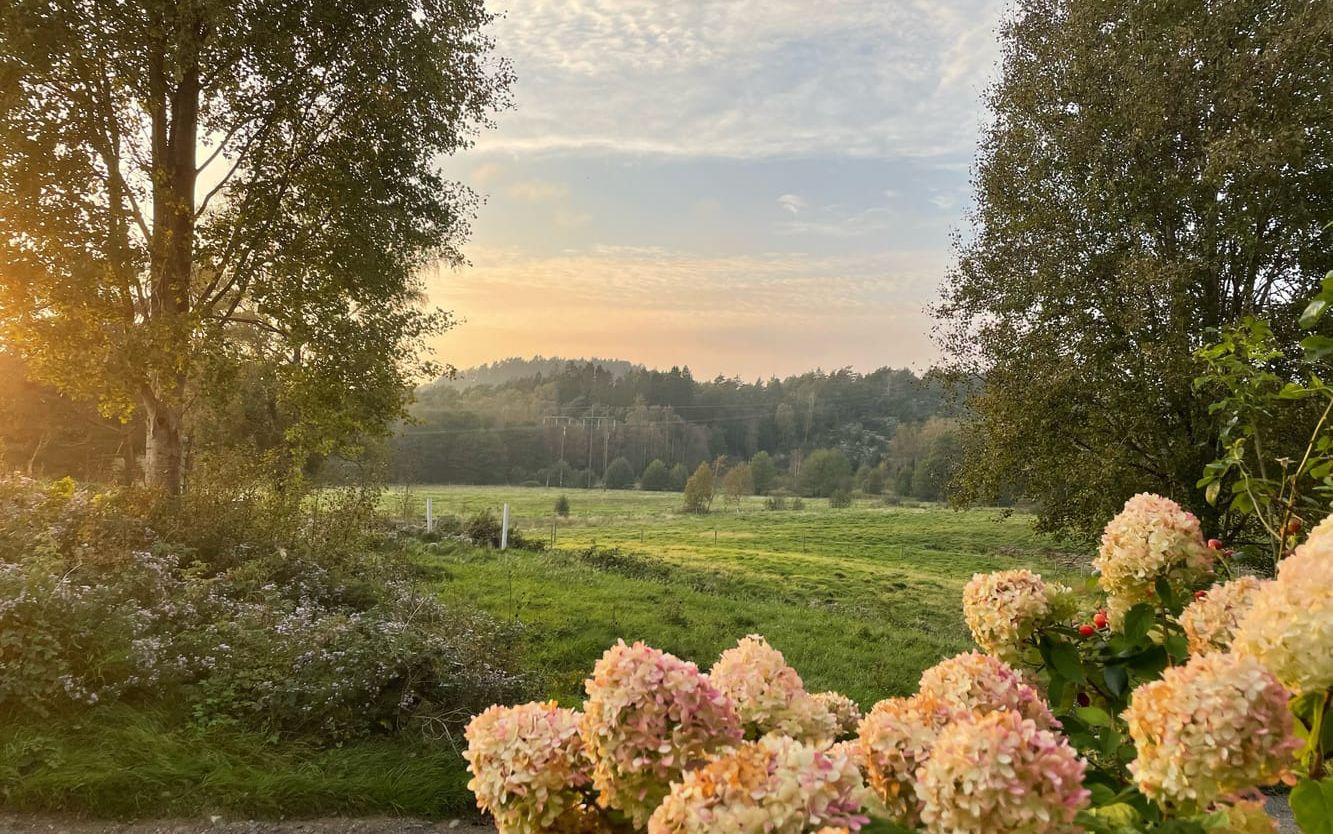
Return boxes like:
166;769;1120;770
857;693;952;826
580;640;742;827
1095;493;1214;626
962;569;1069;661
918;710;1089;834
647;734;868;834
1178;576;1267;655
1123;653;1298;810
711;634;838;745
917;651;1057;729
813;691;863;741
463;700;594;834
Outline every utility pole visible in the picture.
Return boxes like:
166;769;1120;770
544;416;577;487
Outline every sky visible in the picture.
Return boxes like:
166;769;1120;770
426;0;1007;380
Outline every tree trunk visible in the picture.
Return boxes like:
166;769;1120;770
143;396;184;494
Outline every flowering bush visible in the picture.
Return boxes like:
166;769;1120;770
580;640;741;827
1095;493;1215;625
710;634;837;745
1233;537;1333;695
917;710;1089;834
464;701;594;834
857;694;951;826
647;734;867;834
1178;576;1266;655
812;691;863;741
1122;652;1297;811
916;651;1057;729
962;569;1070;662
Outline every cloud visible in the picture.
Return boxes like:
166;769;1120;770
471;162;506;185
478;0;1006;161
777;194;807;214
506;179;570;202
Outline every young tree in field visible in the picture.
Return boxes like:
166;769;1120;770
682;462;715;514
603;457;636;490
749;451;777;495
936;0;1333;537
797;448;852;498
668;462;690;492
721;462;753;511
639;459;671;491
0;1;510;493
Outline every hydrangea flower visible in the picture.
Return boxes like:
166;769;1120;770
711;635;838;745
917;710;1089;834
813;691;863;740
1213;799;1278;834
1123;653;1297;811
1095;493;1214;626
464;700;594;834
1178;576;1267;655
917;651;1057;729
857;693;952;826
647;734;868;834
962;569;1070;661
580;640;742;827
1233;538;1333;694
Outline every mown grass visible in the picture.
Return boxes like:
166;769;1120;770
0;705;474;819
413;485;1085;706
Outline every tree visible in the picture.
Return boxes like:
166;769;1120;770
0;1;510;493
936;0;1333;537
721;463;753;510
911;427;962;502
640;459;671;491
682;462;715;514
668;463;690;491
749;451;778;495
603;457;636;490
797;448;852;498
554;495;571;518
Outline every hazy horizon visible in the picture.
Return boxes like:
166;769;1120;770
425;0;1004;380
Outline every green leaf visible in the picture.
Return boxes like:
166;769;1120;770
1301;299;1330;329
1044;639;1085;684
1122;603;1156;644
1290;776;1333;834
1076;705;1114;727
1164;633;1189;661
1303;334;1333;362
1104;665;1129;698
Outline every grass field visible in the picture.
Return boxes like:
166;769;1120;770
404;485;1085;706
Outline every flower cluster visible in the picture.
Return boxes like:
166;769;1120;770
1095;493;1214;625
813;691;863;740
647;734;868;834
711;635;838;745
1123;653;1297;810
917;710;1089;834
1178;576;1267;655
580;640;742;827
857;694;951;825
1233;535;1333;694
464;701;593;834
917;651;1057;729
962;569;1069;662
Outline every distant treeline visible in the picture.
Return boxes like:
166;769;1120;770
390;358;972;500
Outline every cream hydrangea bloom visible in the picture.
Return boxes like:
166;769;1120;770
917;710;1089;834
813;691;863;741
857;693;951;826
647;734;868;834
1095;493;1214;625
463;700;594;834
711;635;839;745
962;569;1070;661
1123;653;1297;811
580;640;742;827
917;651;1057;729
1233;536;1333;694
1178;576;1267;655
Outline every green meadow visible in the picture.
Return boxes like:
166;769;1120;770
405;485;1085;706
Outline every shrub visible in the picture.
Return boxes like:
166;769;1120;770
763;495;788;510
640;459;671;492
681;463;714;514
828;488;852;508
603;457;636;490
790;497;805;510
554;494;571;517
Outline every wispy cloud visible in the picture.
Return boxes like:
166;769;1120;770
777;194;807;214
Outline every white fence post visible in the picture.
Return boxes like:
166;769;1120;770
501;503;510;550
425;497;434;533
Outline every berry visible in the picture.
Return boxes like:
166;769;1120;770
1207;538;1223;550
1076;692;1091;707
1194;589;1208;600
1078;624;1095;637
1093;611;1108;629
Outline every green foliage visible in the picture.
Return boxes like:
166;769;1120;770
1291;776;1333;834
798;449;852;497
722;463;755;506
604;457;637;490
669;463;690;491
555;494;571;517
750;451;778;495
682;462;715;514
1196;275;1333;568
828;488;852;509
640;459;672;491
936;0;1333;539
